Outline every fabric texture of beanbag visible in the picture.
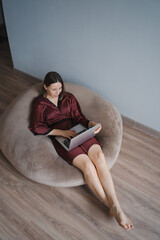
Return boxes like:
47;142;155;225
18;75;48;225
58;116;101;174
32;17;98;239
0;82;122;187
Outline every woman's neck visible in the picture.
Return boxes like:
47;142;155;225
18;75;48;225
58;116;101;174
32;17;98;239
46;96;59;106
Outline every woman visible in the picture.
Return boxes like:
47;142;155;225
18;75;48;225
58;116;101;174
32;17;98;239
29;71;133;230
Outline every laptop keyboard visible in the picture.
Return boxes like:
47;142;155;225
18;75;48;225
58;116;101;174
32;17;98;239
62;139;70;148
77;129;87;135
62;129;87;148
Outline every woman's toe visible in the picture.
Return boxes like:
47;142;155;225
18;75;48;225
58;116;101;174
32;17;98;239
125;224;129;230
129;219;133;228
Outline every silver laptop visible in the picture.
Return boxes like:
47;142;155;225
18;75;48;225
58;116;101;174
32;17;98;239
55;123;101;151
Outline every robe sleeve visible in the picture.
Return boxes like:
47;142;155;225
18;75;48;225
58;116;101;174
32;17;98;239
29;99;52;135
70;93;90;128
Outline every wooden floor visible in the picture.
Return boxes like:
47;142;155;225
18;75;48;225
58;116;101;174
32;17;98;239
0;41;160;240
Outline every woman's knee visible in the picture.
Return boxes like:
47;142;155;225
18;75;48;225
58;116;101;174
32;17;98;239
82;160;97;178
73;154;96;177
88;145;107;167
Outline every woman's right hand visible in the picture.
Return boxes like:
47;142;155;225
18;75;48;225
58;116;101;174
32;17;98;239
60;130;77;139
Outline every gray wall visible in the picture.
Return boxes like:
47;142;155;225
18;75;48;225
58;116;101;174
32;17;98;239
2;0;160;131
0;1;4;25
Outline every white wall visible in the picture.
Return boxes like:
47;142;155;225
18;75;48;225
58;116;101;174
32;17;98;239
2;0;160;131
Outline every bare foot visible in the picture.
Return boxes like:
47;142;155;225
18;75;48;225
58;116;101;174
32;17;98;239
109;206;133;230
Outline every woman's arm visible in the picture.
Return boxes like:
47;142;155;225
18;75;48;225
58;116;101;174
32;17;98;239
29;99;52;135
48;129;77;139
70;93;90;128
48;122;102;138
70;94;102;133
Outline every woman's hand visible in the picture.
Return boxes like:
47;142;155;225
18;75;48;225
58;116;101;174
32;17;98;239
60;130;77;139
88;121;102;134
48;129;77;139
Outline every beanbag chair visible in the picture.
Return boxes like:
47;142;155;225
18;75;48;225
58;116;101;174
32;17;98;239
0;82;122;187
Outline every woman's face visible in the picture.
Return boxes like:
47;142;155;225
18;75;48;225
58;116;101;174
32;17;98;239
44;82;62;98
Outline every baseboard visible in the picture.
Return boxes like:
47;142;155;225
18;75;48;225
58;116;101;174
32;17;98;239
122;115;160;139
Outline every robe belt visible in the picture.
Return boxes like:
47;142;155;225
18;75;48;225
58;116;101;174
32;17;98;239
48;117;74;128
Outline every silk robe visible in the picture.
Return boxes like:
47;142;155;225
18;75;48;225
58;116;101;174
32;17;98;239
29;92;99;165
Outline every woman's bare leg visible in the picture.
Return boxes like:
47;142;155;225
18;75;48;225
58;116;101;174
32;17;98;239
72;154;110;207
87;144;133;230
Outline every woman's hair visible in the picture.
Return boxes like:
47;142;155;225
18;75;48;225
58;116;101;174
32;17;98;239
43;71;66;100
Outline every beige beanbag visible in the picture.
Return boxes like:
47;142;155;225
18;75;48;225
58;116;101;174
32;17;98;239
0;82;122;187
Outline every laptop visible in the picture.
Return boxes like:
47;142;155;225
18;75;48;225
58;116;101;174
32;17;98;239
55;123;101;151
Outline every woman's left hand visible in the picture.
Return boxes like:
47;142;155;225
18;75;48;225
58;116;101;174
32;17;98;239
88;121;102;134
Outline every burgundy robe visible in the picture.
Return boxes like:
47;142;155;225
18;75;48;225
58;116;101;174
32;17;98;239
29;92;99;165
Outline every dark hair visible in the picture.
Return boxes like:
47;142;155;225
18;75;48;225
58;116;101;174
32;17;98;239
43;71;66;100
